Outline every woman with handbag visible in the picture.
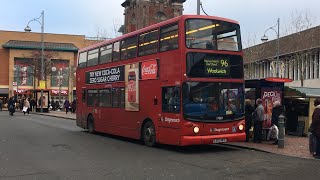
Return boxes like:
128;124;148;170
23;98;30;115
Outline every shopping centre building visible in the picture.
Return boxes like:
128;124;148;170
0;30;98;103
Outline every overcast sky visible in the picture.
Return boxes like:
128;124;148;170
0;0;319;47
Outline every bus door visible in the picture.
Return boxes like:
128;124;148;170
158;86;181;145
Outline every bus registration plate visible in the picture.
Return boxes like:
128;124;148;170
213;138;227;143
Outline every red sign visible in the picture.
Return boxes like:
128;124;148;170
141;60;158;80
51;89;68;96
265;77;293;83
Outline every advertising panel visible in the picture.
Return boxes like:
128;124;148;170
140;59;159;80
125;63;139;111
85;66;124;84
261;88;282;128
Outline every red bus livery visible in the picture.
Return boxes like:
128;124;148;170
76;15;245;146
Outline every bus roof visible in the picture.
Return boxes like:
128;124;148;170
79;15;240;53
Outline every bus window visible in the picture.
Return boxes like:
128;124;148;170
162;86;180;113
113;41;120;62
121;36;137;60
185;19;241;51
112;88;120;108
139;30;159;56
87;48;99;67
87;90;98;107
160;24;178;52
78;52;87;68
81;90;86;102
100;44;112;64
99;89;112;107
120;87;125;108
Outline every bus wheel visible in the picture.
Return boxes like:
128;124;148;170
87;115;95;134
143;121;156;147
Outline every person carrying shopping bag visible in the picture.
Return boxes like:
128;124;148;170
23;98;30;115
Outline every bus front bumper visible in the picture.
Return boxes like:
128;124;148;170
180;132;246;146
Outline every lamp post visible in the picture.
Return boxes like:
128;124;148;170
51;67;64;111
24;11;45;112
261;18;280;78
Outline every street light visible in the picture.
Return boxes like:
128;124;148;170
261;18;280;77
24;11;45;112
51;67;64;111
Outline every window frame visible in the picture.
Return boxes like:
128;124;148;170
159;23;179;52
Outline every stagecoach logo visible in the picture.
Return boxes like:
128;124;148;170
161;117;180;123
210;127;229;133
85;66;124;84
141;60;158;80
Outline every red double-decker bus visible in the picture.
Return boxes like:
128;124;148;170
76;15;245;146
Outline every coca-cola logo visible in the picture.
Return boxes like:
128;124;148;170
141;60;158;80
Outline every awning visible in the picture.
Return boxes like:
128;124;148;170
284;86;320;98
2;40;78;52
0;88;9;94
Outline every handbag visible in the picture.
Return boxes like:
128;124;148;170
22;106;28;112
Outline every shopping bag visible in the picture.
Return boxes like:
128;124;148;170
22;106;28;112
267;125;279;141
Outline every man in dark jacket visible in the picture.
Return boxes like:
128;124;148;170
311;98;320;159
253;98;265;143
271;101;282;145
245;99;255;142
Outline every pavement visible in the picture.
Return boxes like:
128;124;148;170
3;108;315;160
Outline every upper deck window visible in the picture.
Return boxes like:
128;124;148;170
185;19;241;51
113;41;120;62
121;36;137;60
78;52;87;68
160;24;179;52
100;44;112;64
87;48;99;66
139;30;159;56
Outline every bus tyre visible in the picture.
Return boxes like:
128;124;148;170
87;115;95;134
143;121;156;147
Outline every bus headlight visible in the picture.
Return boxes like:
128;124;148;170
193;126;200;133
239;124;244;131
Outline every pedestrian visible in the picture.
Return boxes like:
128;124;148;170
23;98;30;115
271;101;282;145
8;96;16;116
71;99;76;113
310;98;320;159
64;99;70;114
51;99;55;111
245;99;254;142
253;98;265;143
0;99;3;111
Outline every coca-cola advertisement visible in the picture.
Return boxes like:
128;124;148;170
125;63;139;111
140;60;158;80
261;88;282;128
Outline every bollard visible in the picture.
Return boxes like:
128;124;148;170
278;114;285;148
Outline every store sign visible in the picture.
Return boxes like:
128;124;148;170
204;58;230;76
51;90;68;96
85;66;124;84
140;60;158;80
